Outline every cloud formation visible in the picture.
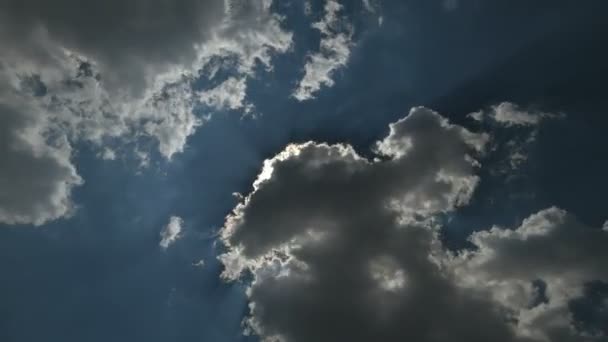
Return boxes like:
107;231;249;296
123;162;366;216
219;106;607;342
470;102;563;127
160;216;184;250
452;207;608;341
0;0;292;225
293;0;354;101
469;102;563;174
0;101;82;225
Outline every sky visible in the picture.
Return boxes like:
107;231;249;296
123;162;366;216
0;1;607;341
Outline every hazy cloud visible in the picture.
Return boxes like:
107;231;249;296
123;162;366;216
469;102;563;127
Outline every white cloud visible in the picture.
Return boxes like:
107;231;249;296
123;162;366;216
293;0;354;101
218;106;607;342
160;216;184;249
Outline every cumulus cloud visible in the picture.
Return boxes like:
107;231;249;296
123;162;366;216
451;207;608;341
219;106;607;342
160;216;184;250
0;0;292;225
293;0;354;101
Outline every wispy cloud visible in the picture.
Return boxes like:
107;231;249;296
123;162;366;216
293;0;354;101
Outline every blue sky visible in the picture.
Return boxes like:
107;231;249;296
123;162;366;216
1;1;607;341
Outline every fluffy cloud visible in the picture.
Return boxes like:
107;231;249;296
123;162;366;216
0;0;292;225
451;208;608;341
293;0;354;101
219;106;607;341
160;216;184;250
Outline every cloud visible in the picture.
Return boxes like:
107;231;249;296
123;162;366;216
0;100;82;225
0;0;292;225
219;106;607;342
362;0;383;26
469;102;563;127
451;207;608;341
362;0;379;13
219;107;508;341
192;259;206;268
199;77;251;112
160;216;184;250
293;0;354;101
0;0;292;159
468;102;561;174
99;148;117;161
0;0;223;94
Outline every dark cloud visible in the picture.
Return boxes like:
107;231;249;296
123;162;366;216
219;106;607;342
0;0;293;225
0;0;225;94
0;101;82;225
